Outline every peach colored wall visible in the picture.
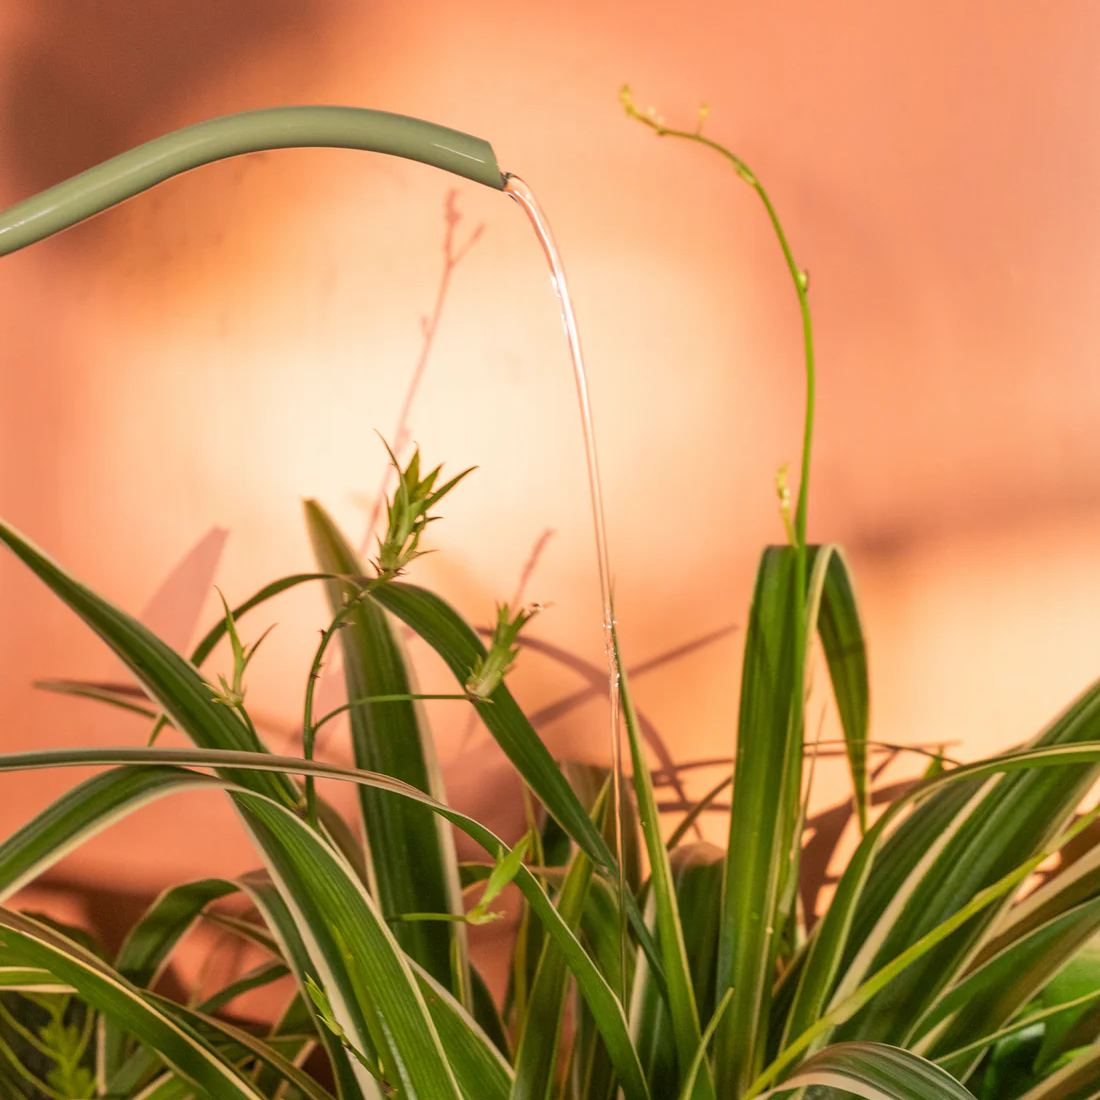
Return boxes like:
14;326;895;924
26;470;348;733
2;2;1100;922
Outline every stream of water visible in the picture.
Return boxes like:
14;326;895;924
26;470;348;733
503;174;627;943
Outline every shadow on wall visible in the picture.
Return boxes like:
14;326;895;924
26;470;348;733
1;1;331;216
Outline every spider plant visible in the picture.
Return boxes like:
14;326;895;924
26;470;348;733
0;95;1098;1100
4;431;1100;1100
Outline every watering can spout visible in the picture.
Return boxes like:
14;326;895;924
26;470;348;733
0;105;505;256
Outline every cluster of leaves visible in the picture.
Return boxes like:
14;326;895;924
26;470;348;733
4;441;1100;1100
372;439;473;580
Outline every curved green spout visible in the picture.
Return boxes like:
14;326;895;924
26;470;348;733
0;106;505;256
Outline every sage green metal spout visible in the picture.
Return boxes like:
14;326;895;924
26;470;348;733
0;106;505;256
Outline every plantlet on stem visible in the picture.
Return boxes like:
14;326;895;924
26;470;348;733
466;602;544;700
208;588;276;712
400;835;532;925
373;437;474;580
150;587;275;748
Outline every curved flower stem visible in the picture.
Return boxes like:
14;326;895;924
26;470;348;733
620;86;815;547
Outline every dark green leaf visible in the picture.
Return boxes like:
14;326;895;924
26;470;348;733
809;547;869;833
102;878;238;1080
716;546;803;1094
305;500;464;996
511;843;593;1100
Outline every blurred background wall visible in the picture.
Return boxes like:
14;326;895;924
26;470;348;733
2;0;1100;994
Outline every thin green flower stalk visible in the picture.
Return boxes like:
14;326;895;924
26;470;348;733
620;86;816;554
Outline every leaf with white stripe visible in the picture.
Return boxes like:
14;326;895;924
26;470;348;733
916;896;1100;1079
756;1042;976;1099
786;680;1100;1056
0;766;220;903
409;960;512;1100
0;744;653;1100
305;500;465;997
0;909;266;1100
232;789;464;1100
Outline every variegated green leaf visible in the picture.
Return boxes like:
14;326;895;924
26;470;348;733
756;1042;976;1099
786;676;1100;1056
716;546;803;1094
0;747;651;1100
0;909;267;1100
233;789;464;1100
149;991;335;1100
410;960;512;1100
915;897;1100;1079
305;500;465;997
511;842;593;1100
0;766;221;903
808;546;870;833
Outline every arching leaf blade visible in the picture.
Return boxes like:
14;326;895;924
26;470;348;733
304;499;465;997
0;909;268;1100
